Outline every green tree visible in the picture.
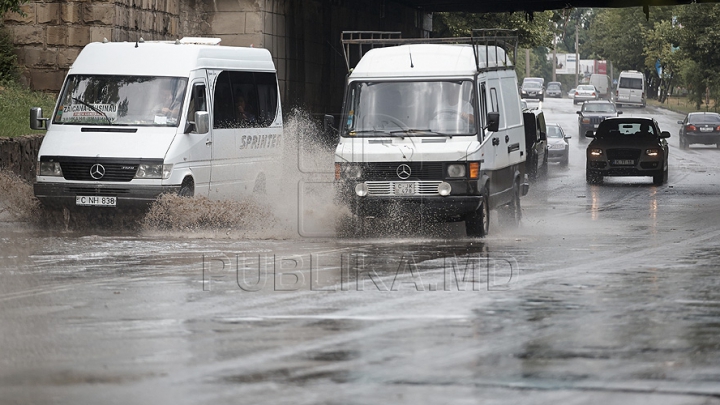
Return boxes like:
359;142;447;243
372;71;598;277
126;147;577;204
433;11;554;49
641;19;681;103
1;0;26;15
677;3;720;108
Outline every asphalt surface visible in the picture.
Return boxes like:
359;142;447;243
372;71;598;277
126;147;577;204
2;97;720;404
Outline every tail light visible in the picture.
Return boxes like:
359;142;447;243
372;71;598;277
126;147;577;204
715;125;720;131
687;125;697;131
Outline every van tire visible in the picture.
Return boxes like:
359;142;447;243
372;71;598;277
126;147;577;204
499;180;522;227
465;191;489;237
178;178;194;197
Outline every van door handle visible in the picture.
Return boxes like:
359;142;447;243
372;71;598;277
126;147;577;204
206;140;212;146
492;137;500;146
505;135;510;143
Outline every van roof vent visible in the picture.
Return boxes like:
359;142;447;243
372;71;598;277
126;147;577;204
179;37;222;45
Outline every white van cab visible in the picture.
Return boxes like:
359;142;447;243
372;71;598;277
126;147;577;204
616;70;646;107
332;30;528;237
31;37;282;209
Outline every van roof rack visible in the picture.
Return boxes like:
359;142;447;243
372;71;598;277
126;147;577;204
340;29;518;72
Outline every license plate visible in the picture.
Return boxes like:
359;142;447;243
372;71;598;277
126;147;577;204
76;196;117;207
395;182;416;195
612;159;634;166
700;127;713;132
594;124;599;128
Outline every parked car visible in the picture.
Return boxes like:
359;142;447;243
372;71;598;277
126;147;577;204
586;117;670;185
573;84;599;104
521;81;544;101
546;82;563;98
577;100;622;139
677;112;720;149
568;88;576;98
546;123;571;166
523;108;548;180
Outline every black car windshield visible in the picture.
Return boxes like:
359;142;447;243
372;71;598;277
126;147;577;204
53;75;188;127
583;103;616;113
343;80;477;137
523;83;542;90
599;121;656;136
547;126;564;138
547;84;561;90
688;113;720;123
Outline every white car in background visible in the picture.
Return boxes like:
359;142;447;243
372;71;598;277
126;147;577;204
573;84;599;104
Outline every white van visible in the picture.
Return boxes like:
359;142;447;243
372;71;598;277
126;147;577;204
31;37;282;210
589;74;612;100
332;30;528;237
616;70;646;107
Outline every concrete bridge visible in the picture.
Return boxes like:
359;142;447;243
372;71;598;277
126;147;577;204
3;0;431;120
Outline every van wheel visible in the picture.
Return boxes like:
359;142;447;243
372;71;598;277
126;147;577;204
178;178;194;197
465;191;489;237
499;181;522;226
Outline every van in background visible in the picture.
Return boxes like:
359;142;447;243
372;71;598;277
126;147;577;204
589;74;612;100
616;70;646;107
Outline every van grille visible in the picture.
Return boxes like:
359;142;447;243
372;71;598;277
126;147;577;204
362;162;444;180
40;156;162;183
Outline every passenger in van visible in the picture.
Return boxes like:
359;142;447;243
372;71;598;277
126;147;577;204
235;96;256;126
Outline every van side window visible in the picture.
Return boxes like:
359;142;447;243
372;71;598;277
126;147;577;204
489;88;499;112
479;83;487;135
186;84;206;132
213;71;279;129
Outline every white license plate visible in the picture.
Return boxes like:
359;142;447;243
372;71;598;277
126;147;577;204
594;124;599;128
700;127;713;132
613;159;634;166
76;196;117;207
395;182;416;195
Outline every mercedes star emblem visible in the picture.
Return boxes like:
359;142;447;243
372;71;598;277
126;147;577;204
396;164;411;180
90;163;105;180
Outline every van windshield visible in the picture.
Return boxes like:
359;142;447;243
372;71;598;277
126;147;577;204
343;80;477;137
53;75;188;127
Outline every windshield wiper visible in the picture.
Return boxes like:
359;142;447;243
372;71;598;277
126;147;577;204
390;129;454;138
349;129;390;136
72;97;112;125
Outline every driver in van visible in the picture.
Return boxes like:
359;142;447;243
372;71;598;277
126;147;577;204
152;85;182;122
437;83;475;125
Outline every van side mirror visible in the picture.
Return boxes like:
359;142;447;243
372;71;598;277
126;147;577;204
195;111;209;134
617;111;623;115
486;112;500;132
30;107;48;130
539;131;547;141
324;114;337;138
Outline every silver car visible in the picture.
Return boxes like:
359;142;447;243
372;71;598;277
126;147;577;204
573;84;599;105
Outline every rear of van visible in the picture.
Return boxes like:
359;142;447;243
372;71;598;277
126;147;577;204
616;71;645;107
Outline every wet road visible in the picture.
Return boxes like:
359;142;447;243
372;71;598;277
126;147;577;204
2;98;720;404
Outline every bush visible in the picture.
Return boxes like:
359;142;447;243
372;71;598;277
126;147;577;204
0;23;19;82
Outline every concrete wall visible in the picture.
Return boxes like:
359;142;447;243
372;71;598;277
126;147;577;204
3;0;430;115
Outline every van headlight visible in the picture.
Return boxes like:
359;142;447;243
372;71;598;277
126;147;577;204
447;164;466;178
38;161;63;176
339;164;363;179
135;163;172;179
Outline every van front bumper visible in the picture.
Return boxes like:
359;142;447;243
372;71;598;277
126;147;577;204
342;195;483;221
34;182;181;209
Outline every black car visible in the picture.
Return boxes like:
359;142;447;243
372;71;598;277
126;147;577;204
586;117;670;186
677;112;720;149
578;100;622;139
546;82;563;98
521;81;544;101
